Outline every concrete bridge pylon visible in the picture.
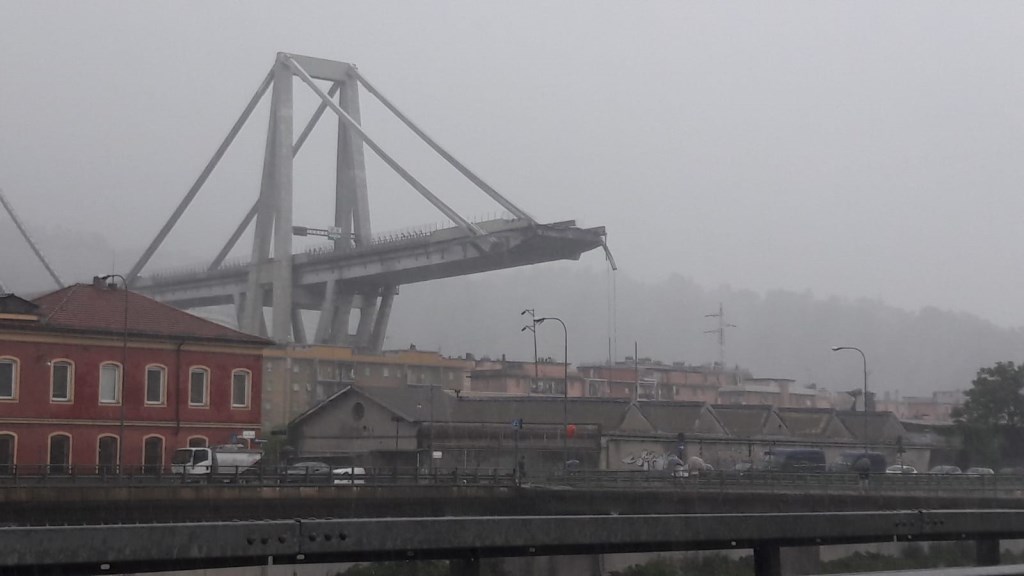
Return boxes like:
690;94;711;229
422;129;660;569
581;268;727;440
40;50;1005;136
128;53;607;351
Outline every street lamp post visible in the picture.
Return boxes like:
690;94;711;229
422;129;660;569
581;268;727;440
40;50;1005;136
831;346;869;454
536;317;568;470
101;274;128;472
521;309;539;386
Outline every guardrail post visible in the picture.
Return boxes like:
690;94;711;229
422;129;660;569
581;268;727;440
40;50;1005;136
976;538;1000;566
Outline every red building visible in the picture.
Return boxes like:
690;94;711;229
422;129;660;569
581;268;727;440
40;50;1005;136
0;278;268;471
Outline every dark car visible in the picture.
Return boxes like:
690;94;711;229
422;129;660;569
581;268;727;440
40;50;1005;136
830;451;888;474
762;448;826;473
284;461;333;482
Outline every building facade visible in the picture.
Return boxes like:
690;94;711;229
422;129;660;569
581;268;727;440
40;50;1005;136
577;359;742;403
261;344;473;431
0;280;267;471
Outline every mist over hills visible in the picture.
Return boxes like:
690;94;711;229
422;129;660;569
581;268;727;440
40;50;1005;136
387;265;1024;398
4;227;1022;398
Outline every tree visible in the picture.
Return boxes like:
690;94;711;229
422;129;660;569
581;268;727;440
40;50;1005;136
956;361;1024;427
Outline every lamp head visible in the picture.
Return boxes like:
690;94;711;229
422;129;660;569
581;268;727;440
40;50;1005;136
521;325;533;332
535;317;548;325
831;346;842;351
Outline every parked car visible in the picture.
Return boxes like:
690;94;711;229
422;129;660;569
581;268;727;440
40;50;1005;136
284;461;333;482
965;467;995;475
332;466;366;485
928;465;962;474
885;465;917;474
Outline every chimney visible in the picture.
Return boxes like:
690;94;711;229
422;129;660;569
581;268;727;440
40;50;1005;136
93;276;106;289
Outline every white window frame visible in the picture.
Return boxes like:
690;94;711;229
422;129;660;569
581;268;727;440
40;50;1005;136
50;359;74;403
99;362;122;405
144;365;167;406
231;369;251;409
188;367;209;407
0;357;18;400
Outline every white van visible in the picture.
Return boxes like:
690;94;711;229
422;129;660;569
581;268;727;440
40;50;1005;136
332;466;366;485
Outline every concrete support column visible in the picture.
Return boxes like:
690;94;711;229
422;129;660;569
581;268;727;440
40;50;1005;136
234;292;246;330
368;286;396;353
449;557;480;576
314;280;337;343
291;306;306;344
976;538;1000;566
336;76;371;248
269;57;294;342
754;544;782;576
330;291;355;346
355;293;378;349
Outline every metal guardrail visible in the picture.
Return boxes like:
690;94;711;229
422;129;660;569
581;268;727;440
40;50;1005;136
0;464;517;487
0;465;1021;497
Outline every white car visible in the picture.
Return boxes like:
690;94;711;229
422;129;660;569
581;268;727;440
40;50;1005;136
965;467;995;475
332;466;366;485
885;465;917;474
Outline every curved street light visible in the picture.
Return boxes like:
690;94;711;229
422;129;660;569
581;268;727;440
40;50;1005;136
831;346;868;455
536;317;568;470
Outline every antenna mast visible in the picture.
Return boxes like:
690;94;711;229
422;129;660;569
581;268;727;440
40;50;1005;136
704;302;737;369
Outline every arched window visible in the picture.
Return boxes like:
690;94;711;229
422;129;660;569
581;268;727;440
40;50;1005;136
97;435;118;473
145;365;167;405
143;436;164;473
187;436;208;448
0;433;15;473
189;367;209;407
99;362;122;404
231;369;251;408
0;357;18;400
48;433;71;474
50;360;74;402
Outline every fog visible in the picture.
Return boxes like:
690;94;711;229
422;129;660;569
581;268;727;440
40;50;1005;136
3;2;1024;393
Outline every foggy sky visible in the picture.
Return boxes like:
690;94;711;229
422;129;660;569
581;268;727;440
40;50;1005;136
3;1;1024;329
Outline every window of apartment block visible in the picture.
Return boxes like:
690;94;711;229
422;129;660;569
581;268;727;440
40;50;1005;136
189;368;209;406
99;363;121;404
382;366;390;377
0;358;17;399
145;366;166;405
50;360;73;402
231;370;251;408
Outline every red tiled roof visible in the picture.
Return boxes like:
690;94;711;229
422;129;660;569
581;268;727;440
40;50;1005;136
26;283;269;345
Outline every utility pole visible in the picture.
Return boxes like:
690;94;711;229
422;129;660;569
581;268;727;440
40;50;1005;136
704;303;737;369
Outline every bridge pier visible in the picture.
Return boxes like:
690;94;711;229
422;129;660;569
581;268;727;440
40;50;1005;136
754;544;781;576
976;538;1001;566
